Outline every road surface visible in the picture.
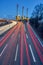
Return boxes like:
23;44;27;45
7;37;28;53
0;21;43;65
0;21;17;35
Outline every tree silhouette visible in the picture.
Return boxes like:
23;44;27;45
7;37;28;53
30;4;43;28
32;4;43;20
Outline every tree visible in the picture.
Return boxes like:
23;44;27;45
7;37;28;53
32;4;43;20
30;4;43;28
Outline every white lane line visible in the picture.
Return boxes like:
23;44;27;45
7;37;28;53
31;26;43;47
29;44;36;62
26;34;28;39
14;44;19;61
0;44;8;56
24;25;26;32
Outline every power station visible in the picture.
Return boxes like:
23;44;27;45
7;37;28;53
16;4;29;21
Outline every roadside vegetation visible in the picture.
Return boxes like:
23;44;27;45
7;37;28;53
29;4;43;40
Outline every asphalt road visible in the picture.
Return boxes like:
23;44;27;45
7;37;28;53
0;21;43;65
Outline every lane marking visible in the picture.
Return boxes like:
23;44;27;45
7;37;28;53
24;25;26;32
0;23;18;47
14;44;19;61
26;34;28;39
24;31;31;65
20;25;24;65
31;26;43;47
0;44;8;56
29;44;36;62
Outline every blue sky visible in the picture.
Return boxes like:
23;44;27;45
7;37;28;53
0;0;43;18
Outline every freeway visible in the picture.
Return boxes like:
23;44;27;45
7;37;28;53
0;21;17;35
0;21;43;65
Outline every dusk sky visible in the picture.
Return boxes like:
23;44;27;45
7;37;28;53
0;0;43;18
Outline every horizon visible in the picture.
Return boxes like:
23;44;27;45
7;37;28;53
0;0;43;19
